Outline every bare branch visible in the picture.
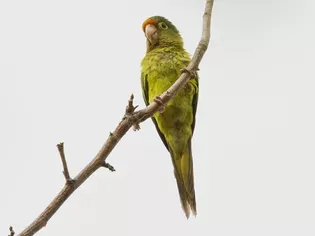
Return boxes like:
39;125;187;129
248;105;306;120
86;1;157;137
16;1;214;235
125;94;140;131
125;93;138;115
56;142;74;184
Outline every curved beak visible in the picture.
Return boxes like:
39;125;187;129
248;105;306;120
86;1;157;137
145;24;158;45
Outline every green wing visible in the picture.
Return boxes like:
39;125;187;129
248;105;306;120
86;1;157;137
141;73;199;149
141;73;169;151
191;74;199;134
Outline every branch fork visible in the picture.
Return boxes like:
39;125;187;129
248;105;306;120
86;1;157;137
124;94;141;131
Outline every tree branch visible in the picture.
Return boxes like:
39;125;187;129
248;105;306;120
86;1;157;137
57;142;74;184
16;0;214;235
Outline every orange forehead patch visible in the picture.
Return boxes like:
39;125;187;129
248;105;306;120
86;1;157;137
142;18;157;32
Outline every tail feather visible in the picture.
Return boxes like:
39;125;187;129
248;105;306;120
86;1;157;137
171;139;196;218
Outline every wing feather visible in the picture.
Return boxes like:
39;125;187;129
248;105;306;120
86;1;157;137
191;75;199;133
141;73;169;151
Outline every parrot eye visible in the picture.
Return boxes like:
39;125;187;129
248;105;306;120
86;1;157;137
159;22;168;30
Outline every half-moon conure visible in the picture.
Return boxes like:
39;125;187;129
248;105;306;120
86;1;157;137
141;16;199;218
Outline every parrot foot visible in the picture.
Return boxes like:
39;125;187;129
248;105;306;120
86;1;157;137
181;68;197;79
153;96;165;113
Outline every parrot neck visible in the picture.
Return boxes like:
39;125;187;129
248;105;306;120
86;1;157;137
146;32;184;52
146;40;184;53
159;40;183;49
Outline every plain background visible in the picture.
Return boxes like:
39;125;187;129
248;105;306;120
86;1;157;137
1;0;314;235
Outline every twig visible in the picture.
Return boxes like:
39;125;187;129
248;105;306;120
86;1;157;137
125;94;138;115
8;226;15;236
101;162;116;172
125;94;140;131
57;142;74;184
16;1;214;235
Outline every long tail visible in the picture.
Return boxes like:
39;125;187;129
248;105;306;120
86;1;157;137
171;139;196;218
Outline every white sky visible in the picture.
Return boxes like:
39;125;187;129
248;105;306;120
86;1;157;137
1;0;314;235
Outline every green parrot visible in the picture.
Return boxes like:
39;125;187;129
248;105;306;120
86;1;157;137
140;16;198;218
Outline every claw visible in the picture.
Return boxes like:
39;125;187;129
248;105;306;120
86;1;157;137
153;96;165;113
181;68;197;79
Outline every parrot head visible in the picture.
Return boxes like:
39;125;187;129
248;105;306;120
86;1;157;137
142;16;183;51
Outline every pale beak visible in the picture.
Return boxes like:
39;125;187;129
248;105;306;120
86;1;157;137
145;24;158;45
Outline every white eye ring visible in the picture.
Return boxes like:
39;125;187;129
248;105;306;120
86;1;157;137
159;22;168;30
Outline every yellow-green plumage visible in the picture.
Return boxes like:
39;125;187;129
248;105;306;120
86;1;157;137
141;16;198;218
